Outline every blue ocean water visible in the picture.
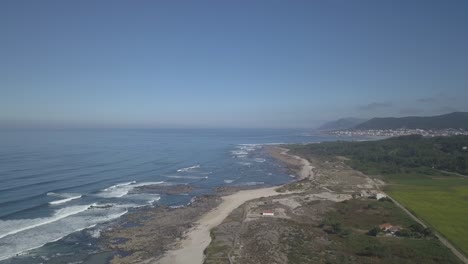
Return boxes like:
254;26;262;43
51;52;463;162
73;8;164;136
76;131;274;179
0;129;349;263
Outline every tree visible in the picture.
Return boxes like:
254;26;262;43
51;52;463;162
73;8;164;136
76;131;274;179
367;226;381;237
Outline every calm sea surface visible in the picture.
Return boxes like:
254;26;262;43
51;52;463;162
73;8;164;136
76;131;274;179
0;129;355;263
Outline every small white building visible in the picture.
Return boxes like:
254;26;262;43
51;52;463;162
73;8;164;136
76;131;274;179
261;210;275;216
375;193;387;200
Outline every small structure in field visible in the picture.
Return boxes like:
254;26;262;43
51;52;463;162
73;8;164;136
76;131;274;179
375;193;387;200
261;210;275;216
379;223;402;235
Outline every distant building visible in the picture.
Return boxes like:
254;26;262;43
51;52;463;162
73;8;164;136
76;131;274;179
379;223;402;235
261;210;275;216
375;193;387;200
388;226;402;234
379;223;393;231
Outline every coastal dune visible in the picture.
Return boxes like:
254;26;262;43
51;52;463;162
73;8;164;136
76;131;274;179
155;186;280;264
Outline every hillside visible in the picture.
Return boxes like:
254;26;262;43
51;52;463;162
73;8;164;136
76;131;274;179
355;112;468;130
318;117;367;131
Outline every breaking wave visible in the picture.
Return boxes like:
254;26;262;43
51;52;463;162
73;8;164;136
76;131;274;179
49;195;82;205
0;205;91;240
231;144;261;158
176;165;200;172
96;181;163;198
0;206;128;261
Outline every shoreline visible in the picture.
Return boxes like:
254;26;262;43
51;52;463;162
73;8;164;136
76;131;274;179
267;146;315;180
94;144;313;264
154;186;281;264
153;146;312;264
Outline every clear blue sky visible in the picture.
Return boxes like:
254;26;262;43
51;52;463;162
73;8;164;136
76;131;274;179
2;0;468;129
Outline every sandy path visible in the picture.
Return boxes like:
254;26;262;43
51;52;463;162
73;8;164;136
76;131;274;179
156;186;280;264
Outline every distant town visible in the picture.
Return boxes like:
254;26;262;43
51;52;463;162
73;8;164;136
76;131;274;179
327;128;468;137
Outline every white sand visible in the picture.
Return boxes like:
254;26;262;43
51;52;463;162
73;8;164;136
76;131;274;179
155;147;316;264
156;186;279;264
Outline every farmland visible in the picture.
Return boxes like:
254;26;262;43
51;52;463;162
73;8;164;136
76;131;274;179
288;135;468;259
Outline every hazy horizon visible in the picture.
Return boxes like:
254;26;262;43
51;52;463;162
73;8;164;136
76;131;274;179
2;1;468;129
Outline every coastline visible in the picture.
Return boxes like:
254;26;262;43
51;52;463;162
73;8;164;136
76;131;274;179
153;146;313;264
266;146;315;180
154;186;281;264
92;144;308;264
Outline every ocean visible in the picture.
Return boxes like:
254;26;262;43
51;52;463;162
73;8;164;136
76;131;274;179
0;129;353;263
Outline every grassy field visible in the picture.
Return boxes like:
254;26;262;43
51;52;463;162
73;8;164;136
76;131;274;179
287;136;468;261
385;175;468;257
321;199;462;264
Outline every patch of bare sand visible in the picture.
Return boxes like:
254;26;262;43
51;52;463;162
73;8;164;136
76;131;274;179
155;187;280;264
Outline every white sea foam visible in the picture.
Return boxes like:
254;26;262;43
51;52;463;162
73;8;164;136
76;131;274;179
0;207;128;261
231;150;248;156
49;195;82;205
47;192;80;198
96;181;163;198
87;228;103;239
0;205;91;240
254;158;266;163
176;165;200;172
147;196;161;204
165;175;208;180
238;162;252;166
133;181;164;187
231;144;261;158
224;180;234;183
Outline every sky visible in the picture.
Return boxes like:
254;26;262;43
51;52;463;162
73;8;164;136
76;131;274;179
1;0;468;129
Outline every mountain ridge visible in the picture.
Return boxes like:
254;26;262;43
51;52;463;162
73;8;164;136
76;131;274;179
354;112;468;130
317;117;368;131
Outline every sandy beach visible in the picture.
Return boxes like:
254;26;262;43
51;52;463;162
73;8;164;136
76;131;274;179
155;146;314;264
155;186;280;264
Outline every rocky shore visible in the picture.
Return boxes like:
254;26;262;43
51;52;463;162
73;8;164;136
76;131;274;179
99;195;222;264
130;184;194;195
98;145;316;264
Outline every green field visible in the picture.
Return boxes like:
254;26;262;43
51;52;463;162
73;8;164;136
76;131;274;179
321;199;462;264
289;135;468;260
386;175;468;257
